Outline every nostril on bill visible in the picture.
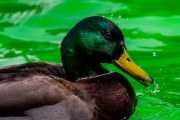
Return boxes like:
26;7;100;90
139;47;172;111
127;58;131;62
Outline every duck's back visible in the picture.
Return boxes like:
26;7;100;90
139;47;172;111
0;62;96;120
0;93;95;120
0;63;137;120
0;62;66;83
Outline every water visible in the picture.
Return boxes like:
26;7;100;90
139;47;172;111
0;0;179;119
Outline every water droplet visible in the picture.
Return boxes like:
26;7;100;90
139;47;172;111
147;81;160;94
152;52;156;56
118;15;121;18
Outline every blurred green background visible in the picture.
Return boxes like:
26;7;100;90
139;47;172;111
0;0;179;119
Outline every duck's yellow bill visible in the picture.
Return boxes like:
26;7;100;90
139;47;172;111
113;49;153;87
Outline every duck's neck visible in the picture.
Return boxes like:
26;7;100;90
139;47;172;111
62;50;108;81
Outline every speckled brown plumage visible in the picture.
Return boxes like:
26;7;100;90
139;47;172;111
0;62;66;81
0;62;97;120
0;62;137;120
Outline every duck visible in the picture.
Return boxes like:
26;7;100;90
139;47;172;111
0;16;153;120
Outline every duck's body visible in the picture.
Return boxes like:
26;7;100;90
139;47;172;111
0;16;153;119
0;62;136;120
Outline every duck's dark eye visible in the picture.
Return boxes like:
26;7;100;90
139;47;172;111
103;32;113;39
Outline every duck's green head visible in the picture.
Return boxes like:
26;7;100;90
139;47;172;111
61;16;153;86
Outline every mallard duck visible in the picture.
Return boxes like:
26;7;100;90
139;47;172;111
0;16;153;120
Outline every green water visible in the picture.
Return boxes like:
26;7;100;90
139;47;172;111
0;0;179;119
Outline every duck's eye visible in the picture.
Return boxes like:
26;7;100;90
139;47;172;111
103;32;113;39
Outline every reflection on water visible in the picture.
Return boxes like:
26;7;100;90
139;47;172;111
125;37;165;51
0;0;180;119
0;0;61;24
